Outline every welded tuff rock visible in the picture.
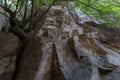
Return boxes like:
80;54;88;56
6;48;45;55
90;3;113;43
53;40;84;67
14;5;120;80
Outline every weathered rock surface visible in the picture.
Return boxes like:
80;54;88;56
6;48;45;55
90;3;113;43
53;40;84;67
0;32;19;80
12;4;120;80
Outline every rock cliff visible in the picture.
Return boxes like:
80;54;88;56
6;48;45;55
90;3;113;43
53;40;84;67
0;4;120;80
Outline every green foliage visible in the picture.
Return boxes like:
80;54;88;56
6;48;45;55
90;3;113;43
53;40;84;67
34;0;54;8
0;0;120;28
0;0;54;11
0;0;56;33
73;0;120;27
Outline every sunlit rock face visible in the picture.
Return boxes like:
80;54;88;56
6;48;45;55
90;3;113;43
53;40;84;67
0;32;19;80
14;4;120;80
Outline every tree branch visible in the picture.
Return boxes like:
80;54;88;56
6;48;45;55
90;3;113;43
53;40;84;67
32;0;57;29
0;4;14;15
14;0;20;14
0;11;9;18
29;0;34;30
8;0;14;9
74;0;101;13
23;0;28;20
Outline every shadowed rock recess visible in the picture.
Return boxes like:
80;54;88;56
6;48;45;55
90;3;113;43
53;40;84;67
0;32;20;80
1;4;120;80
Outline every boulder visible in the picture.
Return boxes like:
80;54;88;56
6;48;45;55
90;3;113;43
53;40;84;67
0;32;19;80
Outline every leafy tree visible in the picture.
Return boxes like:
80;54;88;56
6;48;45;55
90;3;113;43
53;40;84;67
0;0;56;39
71;0;120;27
0;0;120;39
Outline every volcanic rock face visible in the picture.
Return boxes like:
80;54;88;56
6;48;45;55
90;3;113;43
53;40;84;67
13;4;120;80
0;32;19;80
